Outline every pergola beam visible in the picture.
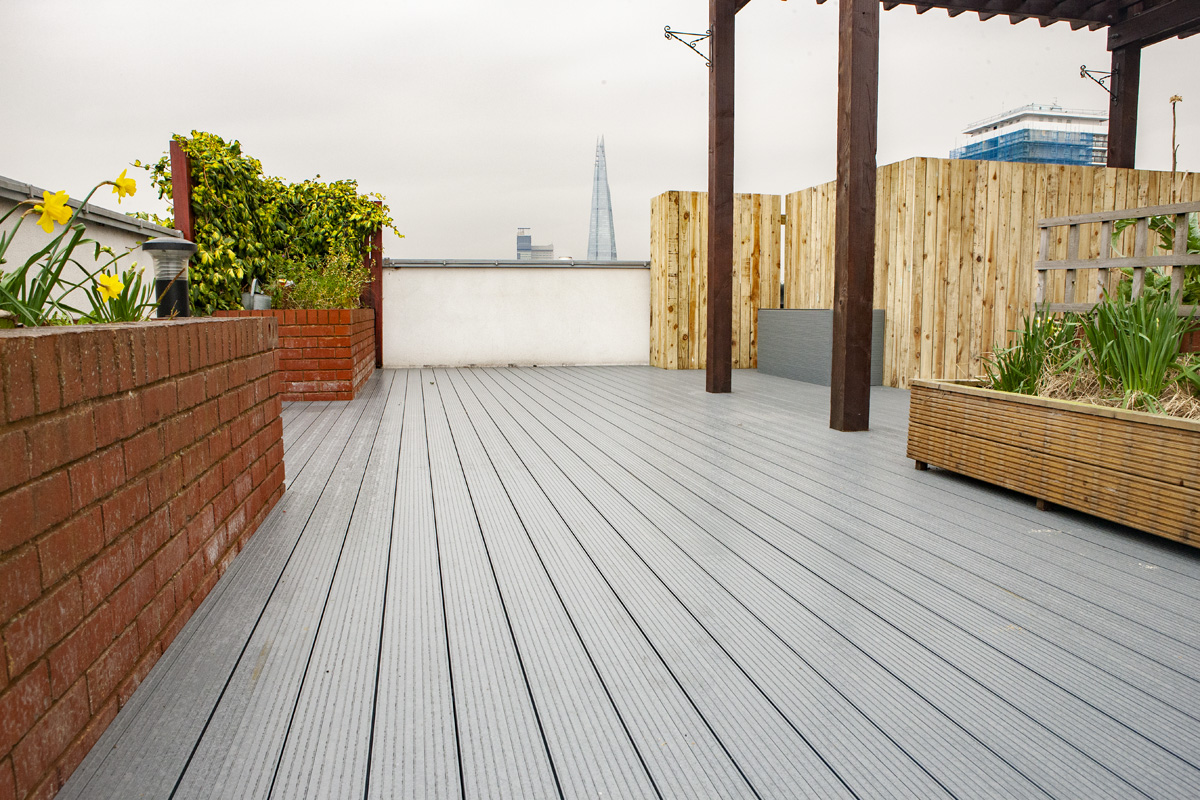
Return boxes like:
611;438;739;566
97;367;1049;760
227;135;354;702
840;1;1200;35
830;0;880;431
1108;0;1200;49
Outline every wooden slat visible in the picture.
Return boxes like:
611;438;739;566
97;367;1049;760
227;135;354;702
368;370;458;799
61;377;386;800
175;377;395;800
1036;254;1200;270
908;381;1200;545
649;190;780;370
1039;200;1200;227
423;371;561;798
783;158;1199;386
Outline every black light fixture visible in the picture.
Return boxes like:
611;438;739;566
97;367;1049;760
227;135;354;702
142;238;197;318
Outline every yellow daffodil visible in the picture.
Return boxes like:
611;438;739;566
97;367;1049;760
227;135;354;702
111;169;137;203
33;190;71;234
96;273;124;301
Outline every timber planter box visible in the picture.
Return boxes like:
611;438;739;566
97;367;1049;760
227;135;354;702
215;309;375;401
907;379;1200;548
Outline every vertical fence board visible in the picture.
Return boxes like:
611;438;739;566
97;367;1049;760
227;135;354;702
778;158;1198;387
649;191;779;369
661;161;1196;383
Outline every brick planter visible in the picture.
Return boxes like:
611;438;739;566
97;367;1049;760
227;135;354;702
215;309;375;401
0;318;284;800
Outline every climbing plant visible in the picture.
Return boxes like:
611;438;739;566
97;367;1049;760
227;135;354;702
136;131;400;314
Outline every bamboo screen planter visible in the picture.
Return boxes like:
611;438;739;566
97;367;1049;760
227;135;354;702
907;379;1200;548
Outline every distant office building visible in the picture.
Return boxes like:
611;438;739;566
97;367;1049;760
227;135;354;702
516;227;554;260
587;137;618;261
950;104;1108;166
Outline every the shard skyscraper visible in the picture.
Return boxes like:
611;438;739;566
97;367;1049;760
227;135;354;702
587;137;617;261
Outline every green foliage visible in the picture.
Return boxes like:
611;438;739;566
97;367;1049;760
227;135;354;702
1080;292;1194;412
983;310;1078;395
267;246;372;310
136;131;400;314
0;181;137;326
79;263;157;323
1111;213;1200;304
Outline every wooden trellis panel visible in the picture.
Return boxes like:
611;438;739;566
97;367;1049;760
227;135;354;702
784;157;1200;387
650;191;781;369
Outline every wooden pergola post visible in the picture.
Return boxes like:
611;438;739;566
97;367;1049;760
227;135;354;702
829;0;879;431
169;140;194;242
706;0;737;394
362;201;385;368
1106;45;1141;169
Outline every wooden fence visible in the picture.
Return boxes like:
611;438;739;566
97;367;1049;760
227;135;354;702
650;191;781;369
786;157;1200;387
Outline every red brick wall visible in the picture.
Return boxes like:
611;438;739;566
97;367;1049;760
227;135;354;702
215;310;374;401
0;318;284;800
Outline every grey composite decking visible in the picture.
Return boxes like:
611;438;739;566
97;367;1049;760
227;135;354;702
61;367;1200;800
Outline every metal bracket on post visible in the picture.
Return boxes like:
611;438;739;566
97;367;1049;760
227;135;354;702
664;26;712;68
1080;65;1116;99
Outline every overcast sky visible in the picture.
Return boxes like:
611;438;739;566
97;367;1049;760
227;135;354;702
2;0;1195;261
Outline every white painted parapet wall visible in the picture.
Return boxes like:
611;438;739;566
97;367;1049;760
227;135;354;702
382;260;650;367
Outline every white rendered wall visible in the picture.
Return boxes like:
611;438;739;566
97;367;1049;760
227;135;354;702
383;266;649;367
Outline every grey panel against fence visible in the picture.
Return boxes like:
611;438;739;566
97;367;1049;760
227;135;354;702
756;309;885;386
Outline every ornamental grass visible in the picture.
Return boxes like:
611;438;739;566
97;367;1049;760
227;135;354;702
984;292;1200;418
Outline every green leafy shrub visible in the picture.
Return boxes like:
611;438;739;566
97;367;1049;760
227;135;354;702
136;131;400;314
267;246;371;310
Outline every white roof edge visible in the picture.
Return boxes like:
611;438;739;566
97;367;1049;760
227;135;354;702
962;104;1108;136
0;174;182;240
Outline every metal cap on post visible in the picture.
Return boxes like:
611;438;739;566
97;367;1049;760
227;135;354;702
143;237;197;318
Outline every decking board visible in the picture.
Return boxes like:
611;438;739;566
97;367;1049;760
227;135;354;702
565;366;1200;659
174;373;393;800
509;367;1200;799
421;372;560;800
60;367;1200;800
549;367;1200;708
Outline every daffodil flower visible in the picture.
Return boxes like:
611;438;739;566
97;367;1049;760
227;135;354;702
96;273;125;301
33;190;71;234
111;169;137;203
